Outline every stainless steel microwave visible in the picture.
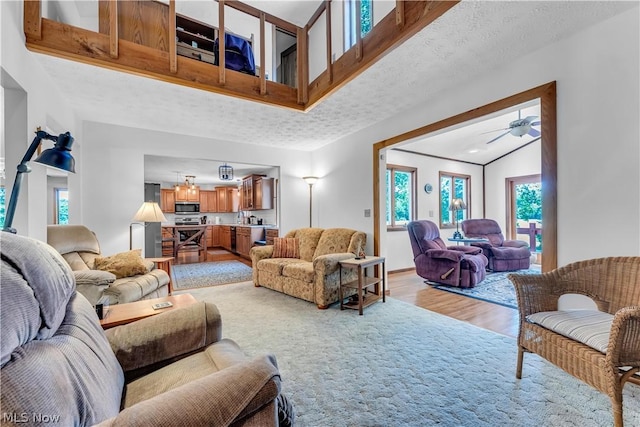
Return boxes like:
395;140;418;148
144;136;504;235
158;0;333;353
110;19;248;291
175;202;200;215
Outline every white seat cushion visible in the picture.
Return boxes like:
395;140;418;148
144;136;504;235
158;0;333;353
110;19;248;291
526;310;613;353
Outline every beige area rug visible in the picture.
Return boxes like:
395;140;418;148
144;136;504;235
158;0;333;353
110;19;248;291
171;260;253;290
179;282;640;427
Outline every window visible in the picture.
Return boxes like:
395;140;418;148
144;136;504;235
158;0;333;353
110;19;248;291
344;0;372;51
55;188;69;224
439;172;470;228
386;165;416;229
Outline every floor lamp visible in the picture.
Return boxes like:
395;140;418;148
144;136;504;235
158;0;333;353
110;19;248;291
449;198;466;239
129;202;168;250
303;176;318;227
3;129;75;234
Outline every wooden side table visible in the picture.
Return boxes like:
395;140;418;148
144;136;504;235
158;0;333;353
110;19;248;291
339;256;386;315
146;256;174;294
99;294;198;329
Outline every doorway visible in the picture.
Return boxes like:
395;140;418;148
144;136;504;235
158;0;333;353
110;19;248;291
373;82;557;272
507;174;542;266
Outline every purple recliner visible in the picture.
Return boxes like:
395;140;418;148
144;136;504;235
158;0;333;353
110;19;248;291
461;219;531;272
407;220;488;288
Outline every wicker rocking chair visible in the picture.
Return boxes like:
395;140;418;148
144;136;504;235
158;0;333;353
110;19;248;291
509;257;640;427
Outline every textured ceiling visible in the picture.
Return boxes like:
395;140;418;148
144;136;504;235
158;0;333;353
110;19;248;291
33;1;635;184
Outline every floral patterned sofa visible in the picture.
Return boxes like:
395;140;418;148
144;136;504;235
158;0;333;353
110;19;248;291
249;228;366;309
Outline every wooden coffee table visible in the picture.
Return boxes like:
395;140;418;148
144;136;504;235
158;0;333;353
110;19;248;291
100;294;198;329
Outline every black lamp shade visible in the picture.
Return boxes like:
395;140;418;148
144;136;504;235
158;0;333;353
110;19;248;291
34;132;75;173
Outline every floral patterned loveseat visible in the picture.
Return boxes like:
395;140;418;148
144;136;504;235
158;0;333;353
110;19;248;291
249;228;366;309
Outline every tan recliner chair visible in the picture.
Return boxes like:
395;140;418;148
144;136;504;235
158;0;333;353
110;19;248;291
1;232;293;426
47;224;170;305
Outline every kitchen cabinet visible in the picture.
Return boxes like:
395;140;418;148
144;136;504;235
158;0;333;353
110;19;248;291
216;187;239;213
254;176;273;209
241;175;273;210
212;225;220;246
220;226;232;251
200;190;217;213
236;226;265;259
227;188;239;212
160;189;175;213
205;225;221;248
265;228;279;245
176;185;200;202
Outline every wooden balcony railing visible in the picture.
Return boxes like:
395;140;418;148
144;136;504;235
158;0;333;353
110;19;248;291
23;0;458;111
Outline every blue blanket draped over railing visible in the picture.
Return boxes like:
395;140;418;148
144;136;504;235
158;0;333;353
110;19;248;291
214;33;256;76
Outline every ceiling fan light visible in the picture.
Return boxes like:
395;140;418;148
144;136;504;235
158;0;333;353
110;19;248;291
510;123;531;137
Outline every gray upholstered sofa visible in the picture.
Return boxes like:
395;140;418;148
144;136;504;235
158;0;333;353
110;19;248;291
250;227;366;308
47;224;169;305
1;232;292;426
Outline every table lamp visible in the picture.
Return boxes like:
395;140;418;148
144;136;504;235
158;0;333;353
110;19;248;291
449;198;466;239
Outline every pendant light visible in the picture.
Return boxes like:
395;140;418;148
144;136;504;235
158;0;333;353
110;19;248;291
219;163;234;181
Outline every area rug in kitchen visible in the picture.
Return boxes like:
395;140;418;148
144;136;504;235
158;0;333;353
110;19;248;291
431;268;541;309
172;260;253;290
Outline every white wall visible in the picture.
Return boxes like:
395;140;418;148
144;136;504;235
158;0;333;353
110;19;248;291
79;121;311;256
2;0;80;241
314;6;640;270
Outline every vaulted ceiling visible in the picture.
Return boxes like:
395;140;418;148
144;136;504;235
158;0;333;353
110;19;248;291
31;1;634;184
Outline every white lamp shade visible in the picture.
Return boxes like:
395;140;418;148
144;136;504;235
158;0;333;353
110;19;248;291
132;202;168;223
303;176;319;185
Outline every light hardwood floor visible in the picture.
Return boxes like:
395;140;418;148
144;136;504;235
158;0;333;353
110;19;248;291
178;249;519;339
387;269;519;338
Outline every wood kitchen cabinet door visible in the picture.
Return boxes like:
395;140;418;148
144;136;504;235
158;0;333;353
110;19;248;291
206;226;213;247
176;186;200;201
227;188;239;212
200;190;217;213
236;227;251;258
161;189;175;213
207;190;218;212
212;225;220;246
216;187;228;212
220;226;231;251
200;190;209;212
254;177;273;209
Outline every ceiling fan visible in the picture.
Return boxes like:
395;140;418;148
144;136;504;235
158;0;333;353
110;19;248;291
485;111;541;144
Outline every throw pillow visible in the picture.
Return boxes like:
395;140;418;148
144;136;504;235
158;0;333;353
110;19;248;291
93;250;150;279
272;237;300;258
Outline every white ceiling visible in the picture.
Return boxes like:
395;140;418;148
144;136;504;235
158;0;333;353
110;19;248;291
34;1;635;184
143;155;274;187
